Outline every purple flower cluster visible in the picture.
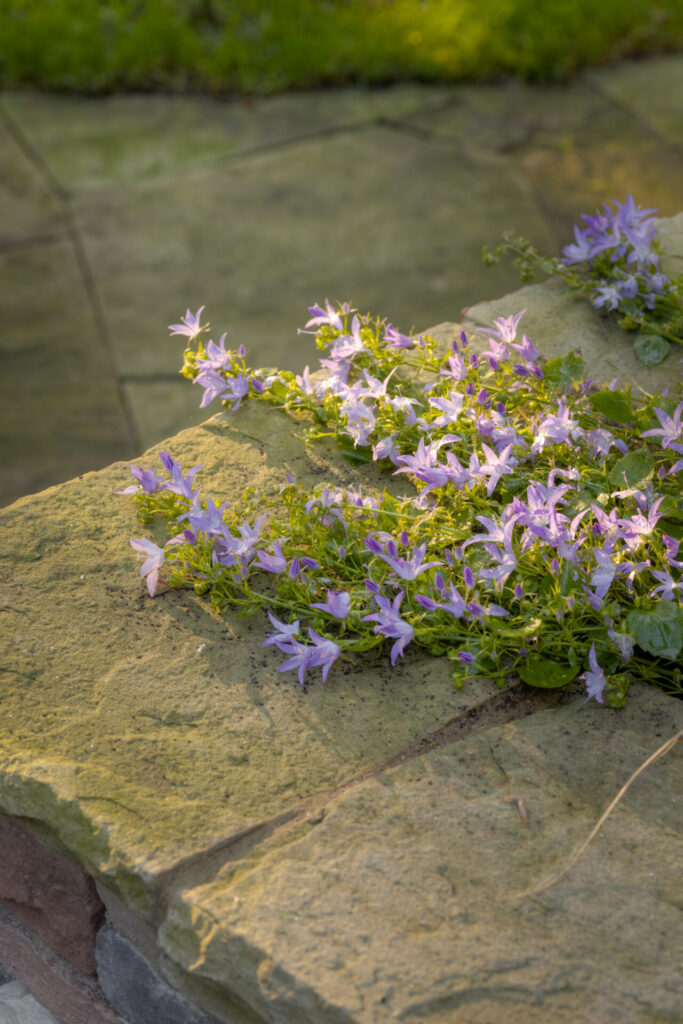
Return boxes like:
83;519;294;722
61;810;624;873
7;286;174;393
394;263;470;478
124;299;683;703
561;196;669;312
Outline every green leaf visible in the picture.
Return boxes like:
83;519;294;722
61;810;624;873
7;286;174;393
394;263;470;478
626;604;683;660
589;389;633;425
542;350;584;388
657;495;683;521
633;334;670;367
337;435;372;464
540;259;556;275
518;658;578;688
608;448;654;490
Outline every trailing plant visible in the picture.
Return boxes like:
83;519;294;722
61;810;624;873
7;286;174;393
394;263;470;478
121;299;683;706
483;196;683;367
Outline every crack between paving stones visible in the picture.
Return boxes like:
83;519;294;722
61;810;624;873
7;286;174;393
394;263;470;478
0;99;140;456
152;680;552;917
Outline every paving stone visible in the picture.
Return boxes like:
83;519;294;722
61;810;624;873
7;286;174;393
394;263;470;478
587;55;683;148
0;398;517;913
95;924;217;1024
0;239;135;508
0;111;63;246
464;213;683;396
0;980;58;1024
404;77;683;249
72;125;554;378
0;906;122;1024
4;86;455;192
0;816;104;974
160;684;683;1024
122;379;211;453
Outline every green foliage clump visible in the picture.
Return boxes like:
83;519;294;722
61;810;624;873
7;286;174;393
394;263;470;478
2;0;683;95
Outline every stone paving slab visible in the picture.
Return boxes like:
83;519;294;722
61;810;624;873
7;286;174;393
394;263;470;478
160;684;683;1024
587;55;683;149
401;74;683;247
0;239;135;507
0;398;520;915
0;114;62;246
2;86;455;191
70;125;554;380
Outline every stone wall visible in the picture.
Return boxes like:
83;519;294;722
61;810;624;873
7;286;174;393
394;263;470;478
1;216;682;1023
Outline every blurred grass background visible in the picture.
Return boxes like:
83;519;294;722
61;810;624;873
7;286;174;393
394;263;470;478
2;0;683;95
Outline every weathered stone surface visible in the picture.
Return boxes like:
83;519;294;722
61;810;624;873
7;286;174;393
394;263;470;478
0;239;135;508
70;125;554;377
0;980;58;1024
96;924;217;1024
399;76;683;248
464;213;683;396
0;816;104;974
4;87;455;191
0;906;122;1024
0;399;516;913
0;110;63;245
161;684;683;1024
587;55;683;149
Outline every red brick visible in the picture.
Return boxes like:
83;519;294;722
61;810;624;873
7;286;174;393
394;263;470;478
0;816;104;974
0;904;123;1024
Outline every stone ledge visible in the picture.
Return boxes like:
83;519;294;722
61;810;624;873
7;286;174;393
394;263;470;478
0;213;682;1023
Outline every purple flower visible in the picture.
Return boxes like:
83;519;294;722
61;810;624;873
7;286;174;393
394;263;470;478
262;611;300;648
159;452;202;501
304;299;347;331
486;310;526;343
274;628;341;686
590;548;617;599
384;324;415;349
169;306;207;339
117;464;163;495
369;540;443;581
562;225;593;265
253;540;288;574
649;569;683;601
130;538;165;597
582;643;607;704
310;590;351;619
641;403;683;449
478;443;516;496
592;283;622;311
363;591;414;666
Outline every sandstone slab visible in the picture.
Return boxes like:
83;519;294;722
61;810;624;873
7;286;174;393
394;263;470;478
0;398;517;915
160;684;683;1024
0;816;104;974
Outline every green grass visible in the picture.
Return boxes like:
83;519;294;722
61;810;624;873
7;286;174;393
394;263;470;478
2;0;683;95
